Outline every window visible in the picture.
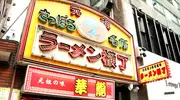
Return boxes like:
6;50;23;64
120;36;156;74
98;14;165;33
170;0;180;10
178;4;180;10
167;0;180;10
171;14;178;23
153;2;180;24
90;0;99;7
164;9;179;24
172;0;179;8
164;9;172;20
153;1;180;24
167;0;173;4
178;18;180;24
175;0;180;10
153;2;164;14
138;17;151;51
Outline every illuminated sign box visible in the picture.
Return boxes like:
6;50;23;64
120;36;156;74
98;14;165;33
24;65;115;100
138;60;171;84
19;0;137;80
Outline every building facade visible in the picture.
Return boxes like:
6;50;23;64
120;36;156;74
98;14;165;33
130;0;180;100
2;0;180;100
1;0;141;100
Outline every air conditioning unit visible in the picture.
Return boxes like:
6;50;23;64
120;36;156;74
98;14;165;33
135;47;147;58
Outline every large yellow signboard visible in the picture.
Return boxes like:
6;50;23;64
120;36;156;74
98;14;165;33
19;0;137;80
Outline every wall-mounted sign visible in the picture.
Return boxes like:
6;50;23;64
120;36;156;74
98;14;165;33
18;0;137;80
0;87;20;100
165;80;180;89
138;60;171;84
32;26;128;73
24;65;115;100
76;17;108;43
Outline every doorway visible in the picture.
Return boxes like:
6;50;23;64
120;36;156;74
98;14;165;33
115;84;131;100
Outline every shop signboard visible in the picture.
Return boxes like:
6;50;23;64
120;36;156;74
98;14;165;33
138;60;171;84
18;0;137;80
0;87;20;100
24;65;115;100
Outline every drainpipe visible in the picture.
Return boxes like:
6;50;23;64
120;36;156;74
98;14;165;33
8;42;19;100
8;65;17;100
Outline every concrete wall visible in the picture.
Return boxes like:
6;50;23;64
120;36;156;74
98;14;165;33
143;51;180;100
130;0;180;35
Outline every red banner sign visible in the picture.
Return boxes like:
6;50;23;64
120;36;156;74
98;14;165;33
24;65;115;100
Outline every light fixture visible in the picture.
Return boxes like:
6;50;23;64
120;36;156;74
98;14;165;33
128;84;140;92
128;84;133;91
133;86;139;92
